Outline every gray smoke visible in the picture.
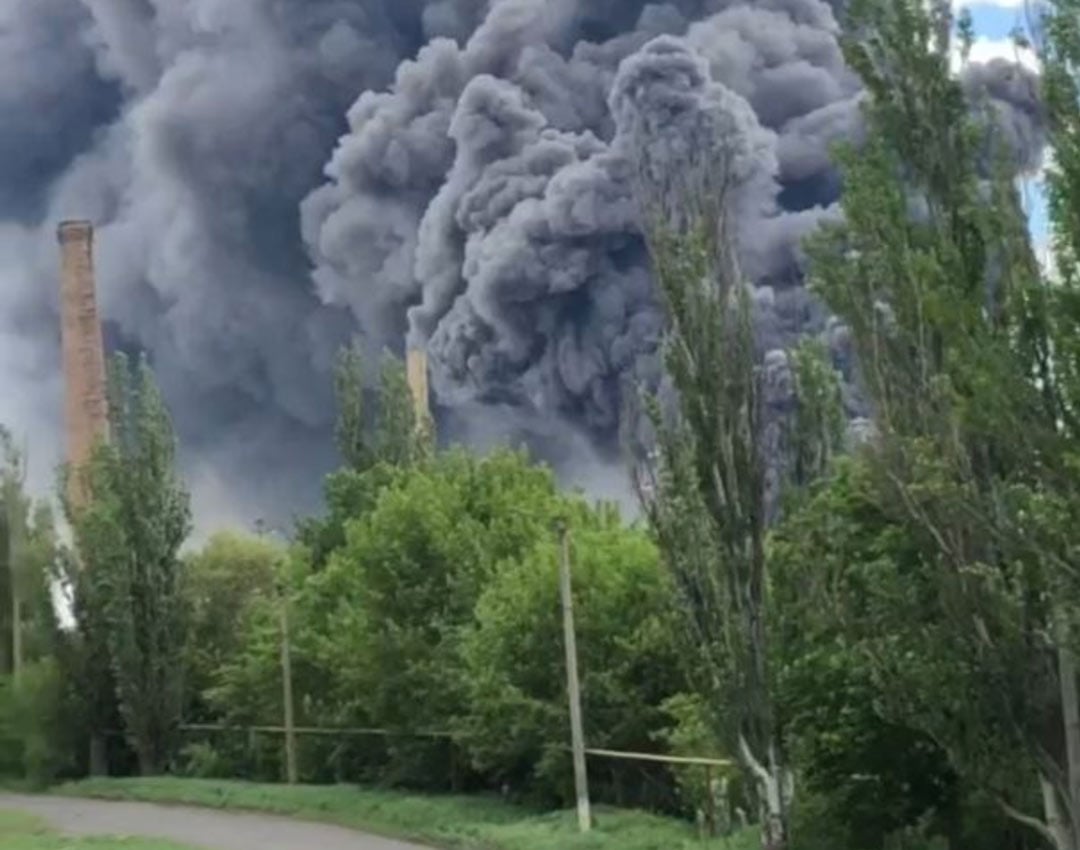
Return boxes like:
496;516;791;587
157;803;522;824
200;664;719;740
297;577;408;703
0;0;1046;532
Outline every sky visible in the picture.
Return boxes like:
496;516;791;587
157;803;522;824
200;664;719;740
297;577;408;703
964;0;1051;247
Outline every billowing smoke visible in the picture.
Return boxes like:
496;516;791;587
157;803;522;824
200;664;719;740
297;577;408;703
0;0;1045;532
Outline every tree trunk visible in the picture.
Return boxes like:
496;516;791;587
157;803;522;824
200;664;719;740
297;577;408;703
1041;773;1076;850
88;734;107;777
11;596;21;684
0;625;10;678
998;772;1077;850
1056;627;1080;849
739;735;792;850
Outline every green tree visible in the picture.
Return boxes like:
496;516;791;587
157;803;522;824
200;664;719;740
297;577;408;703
806;1;1080;846
333;341;425;473
0;657;78;785
198;544;344;782
60;536;116;777
182;532;278;722
628;88;842;850
784;342;846;493
307;449;566;787
1041;0;1080;288
0;428;72;785
334;340;371;472
770;459;986;850
72;353;192;775
459;519;686;806
374;354;426;467
0;431;61;679
298;347;427;569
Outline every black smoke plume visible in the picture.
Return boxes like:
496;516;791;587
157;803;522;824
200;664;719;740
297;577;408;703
0;0;1045;531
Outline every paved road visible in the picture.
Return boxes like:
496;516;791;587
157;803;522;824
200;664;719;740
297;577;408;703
0;794;429;850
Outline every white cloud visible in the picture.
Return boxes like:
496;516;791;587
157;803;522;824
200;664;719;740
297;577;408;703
950;35;1041;72
968;34;1040;69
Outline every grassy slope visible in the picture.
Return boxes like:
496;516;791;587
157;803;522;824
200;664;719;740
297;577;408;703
0;809;195;850
54;777;758;850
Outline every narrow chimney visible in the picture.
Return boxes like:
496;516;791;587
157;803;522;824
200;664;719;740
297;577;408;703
406;347;431;431
57;220;109;510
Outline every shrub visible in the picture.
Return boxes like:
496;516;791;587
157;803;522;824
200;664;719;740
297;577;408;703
0;660;77;785
459;521;687;806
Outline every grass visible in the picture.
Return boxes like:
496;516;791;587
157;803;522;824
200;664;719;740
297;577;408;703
52;777;759;850
0;809;197;849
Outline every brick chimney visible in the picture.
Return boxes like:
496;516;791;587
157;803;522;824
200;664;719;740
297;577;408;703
406;347;431;431
57;220;109;510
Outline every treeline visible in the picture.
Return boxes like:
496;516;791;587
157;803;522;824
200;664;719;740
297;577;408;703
179;365;695;807
0;351;709;807
2;2;1080;850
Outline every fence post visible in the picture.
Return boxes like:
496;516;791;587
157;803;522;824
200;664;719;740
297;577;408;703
557;519;591;833
246;727;257;771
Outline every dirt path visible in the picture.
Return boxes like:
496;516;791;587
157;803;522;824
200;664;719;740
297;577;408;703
0;794;430;850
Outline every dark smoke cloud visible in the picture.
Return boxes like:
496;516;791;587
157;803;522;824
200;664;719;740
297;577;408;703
1;0;419;533
963;57;1046;174
301;0;865;474
0;1;119;220
0;0;1046;533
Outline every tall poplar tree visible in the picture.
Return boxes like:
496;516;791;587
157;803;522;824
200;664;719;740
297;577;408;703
631;99;842;850
72;353;191;775
807;1;1080;846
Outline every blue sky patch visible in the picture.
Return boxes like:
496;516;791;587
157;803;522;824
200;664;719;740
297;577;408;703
965;2;1049;245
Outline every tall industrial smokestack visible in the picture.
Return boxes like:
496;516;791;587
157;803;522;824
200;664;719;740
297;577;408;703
57;220;109;510
406;347;431;433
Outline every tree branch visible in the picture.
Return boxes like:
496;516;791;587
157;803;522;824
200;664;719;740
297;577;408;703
997;795;1058;848
737;732;771;787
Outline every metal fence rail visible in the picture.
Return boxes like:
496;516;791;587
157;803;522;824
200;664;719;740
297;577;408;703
178;723;731;765
179;723;453;739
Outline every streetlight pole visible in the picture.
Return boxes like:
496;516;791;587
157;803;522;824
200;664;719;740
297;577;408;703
557;518;591;833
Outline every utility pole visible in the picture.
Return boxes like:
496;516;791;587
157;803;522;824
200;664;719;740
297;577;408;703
278;575;298;785
557;519;591;833
3;440;26;683
257;519;298;785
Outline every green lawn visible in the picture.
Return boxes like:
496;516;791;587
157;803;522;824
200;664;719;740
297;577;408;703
0;809;196;850
53;777;758;850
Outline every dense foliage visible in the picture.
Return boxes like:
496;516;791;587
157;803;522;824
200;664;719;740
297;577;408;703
197;441;696;807
70;353;193;776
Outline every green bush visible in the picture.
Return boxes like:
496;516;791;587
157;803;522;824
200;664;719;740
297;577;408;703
653;693;746;829
0;660;77;785
174;742;230;780
459;520;687;806
295;449;571;790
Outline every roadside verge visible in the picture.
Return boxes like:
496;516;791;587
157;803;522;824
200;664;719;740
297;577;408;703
51;778;757;850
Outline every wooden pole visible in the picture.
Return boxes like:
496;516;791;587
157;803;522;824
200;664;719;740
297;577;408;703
257;520;299;786
11;595;21;685
6;485;19;683
705;763;716;837
5;450;25;684
278;578;298;785
558;519;591;833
